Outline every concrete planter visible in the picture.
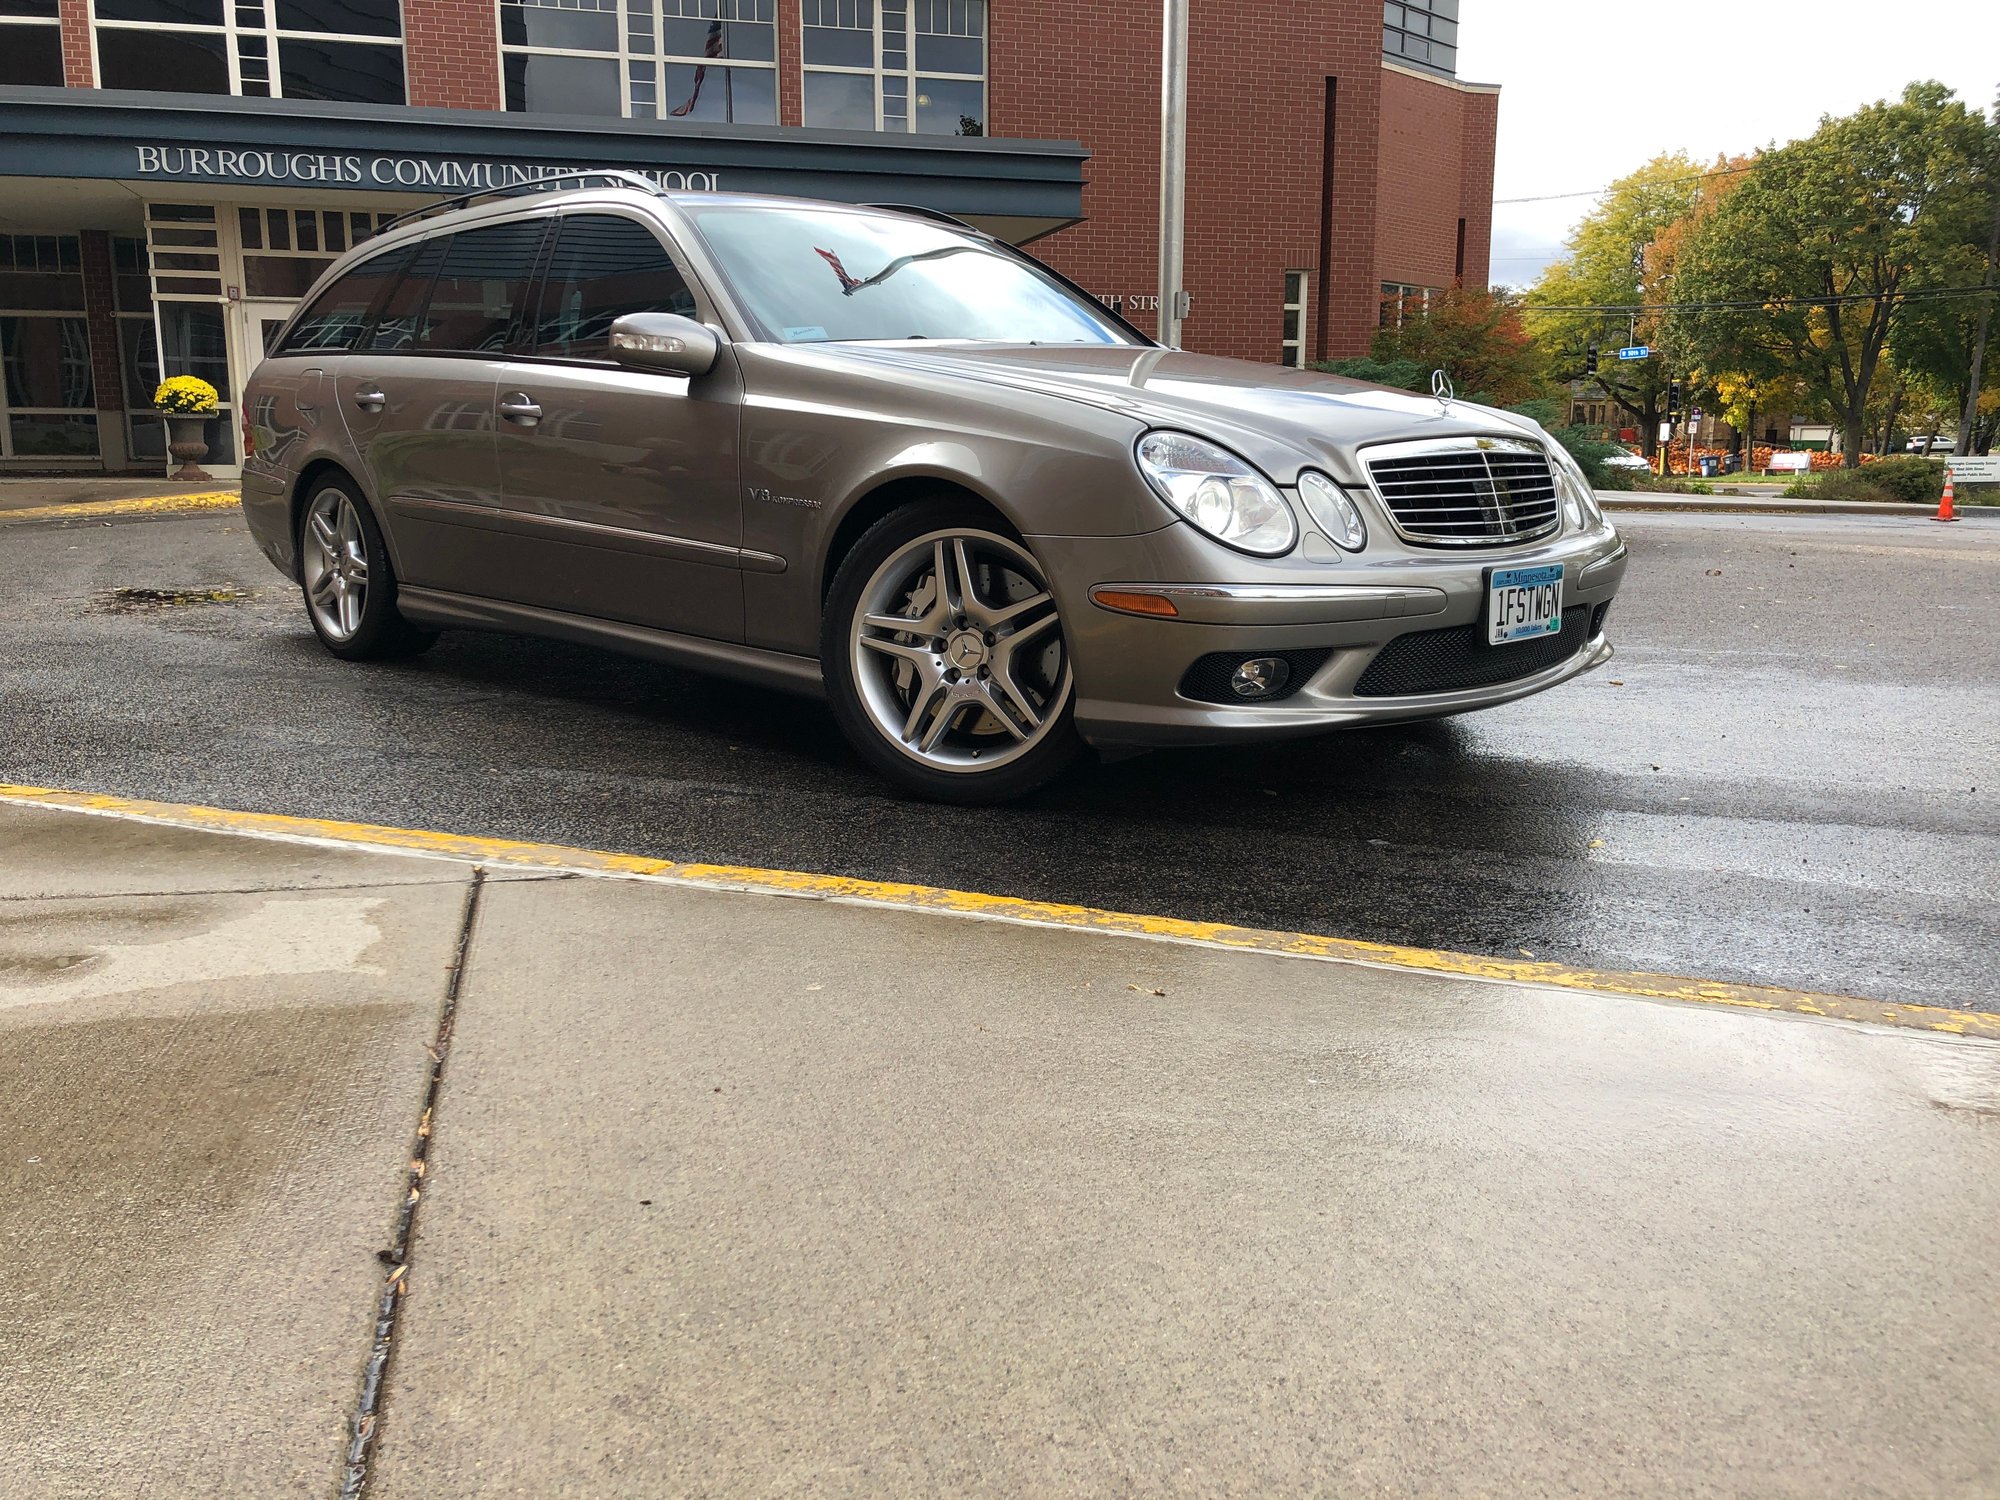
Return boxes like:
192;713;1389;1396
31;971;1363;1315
162;412;213;481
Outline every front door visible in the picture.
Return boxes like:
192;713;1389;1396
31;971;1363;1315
486;211;744;641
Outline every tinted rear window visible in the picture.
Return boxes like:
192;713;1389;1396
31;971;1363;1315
362;239;446;352
278;245;409;353
417;221;546;354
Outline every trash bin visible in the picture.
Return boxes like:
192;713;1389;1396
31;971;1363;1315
1720;453;1740;475
1698;454;1720;477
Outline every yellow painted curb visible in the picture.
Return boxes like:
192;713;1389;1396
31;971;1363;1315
0;491;240;523
3;780;1994;1043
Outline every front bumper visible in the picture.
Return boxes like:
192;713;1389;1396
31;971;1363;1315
1030;524;1629;749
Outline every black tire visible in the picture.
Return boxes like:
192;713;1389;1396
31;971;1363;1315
295;473;438;662
822;498;1083;804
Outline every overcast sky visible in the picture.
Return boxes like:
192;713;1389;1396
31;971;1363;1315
1455;2;1998;289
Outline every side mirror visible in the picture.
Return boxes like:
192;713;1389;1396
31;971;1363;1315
607;312;720;377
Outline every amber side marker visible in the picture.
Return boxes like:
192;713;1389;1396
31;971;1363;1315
1090;588;1181;618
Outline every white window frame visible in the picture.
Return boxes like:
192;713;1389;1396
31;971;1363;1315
495;0;780;122
801;0;986;134
88;0;407;102
1281;270;1308;368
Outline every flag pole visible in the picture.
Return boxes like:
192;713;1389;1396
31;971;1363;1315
1157;0;1188;348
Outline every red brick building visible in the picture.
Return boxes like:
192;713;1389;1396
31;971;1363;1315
0;0;1495;474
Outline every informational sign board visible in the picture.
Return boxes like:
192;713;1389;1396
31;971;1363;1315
1944;456;2000;484
1766;452;1812;474
1617;346;1651;361
1658;422;1673;443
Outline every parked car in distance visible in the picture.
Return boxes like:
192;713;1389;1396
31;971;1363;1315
1602;450;1652;472
1906;435;1955;455
241;173;1627;803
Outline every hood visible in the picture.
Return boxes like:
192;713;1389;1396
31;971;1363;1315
813;342;1545;486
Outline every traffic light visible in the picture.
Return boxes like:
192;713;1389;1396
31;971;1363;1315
1585;345;1599;376
1667;379;1684;418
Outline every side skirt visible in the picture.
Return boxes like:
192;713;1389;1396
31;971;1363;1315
396;586;827;700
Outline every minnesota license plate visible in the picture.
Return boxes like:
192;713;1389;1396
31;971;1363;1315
1488;564;1564;645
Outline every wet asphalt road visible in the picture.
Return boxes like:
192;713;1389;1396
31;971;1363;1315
3;507;1996;1011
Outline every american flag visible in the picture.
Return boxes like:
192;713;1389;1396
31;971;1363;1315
668;18;726;117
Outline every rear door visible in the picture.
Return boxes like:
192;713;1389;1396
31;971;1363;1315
483;210;745;641
335;218;547;596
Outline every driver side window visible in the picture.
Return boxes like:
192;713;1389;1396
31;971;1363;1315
534;214;699;362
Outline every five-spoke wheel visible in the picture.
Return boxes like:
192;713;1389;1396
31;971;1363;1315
825;502;1081;802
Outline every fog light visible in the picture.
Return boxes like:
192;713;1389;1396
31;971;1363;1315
1230;657;1291;699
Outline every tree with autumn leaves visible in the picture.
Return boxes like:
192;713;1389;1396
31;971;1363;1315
1531;83;1999;468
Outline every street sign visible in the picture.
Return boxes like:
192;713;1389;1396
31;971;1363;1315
1658;422;1673;443
1617;345;1651;361
1945;456;2000;483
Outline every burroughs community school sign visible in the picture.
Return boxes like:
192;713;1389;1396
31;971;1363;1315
132;145;722;192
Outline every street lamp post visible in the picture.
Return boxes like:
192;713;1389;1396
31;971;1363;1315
1157;0;1189;349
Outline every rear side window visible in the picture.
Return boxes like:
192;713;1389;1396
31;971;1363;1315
417;220;547;354
362;239;446;352
278;247;407;353
535;214;698;361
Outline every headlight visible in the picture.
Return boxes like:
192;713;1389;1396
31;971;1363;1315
1296;470;1367;552
1135;431;1297;557
1548;442;1604;529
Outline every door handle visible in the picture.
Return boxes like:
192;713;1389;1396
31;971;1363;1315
498;394;542;427
351;386;386;413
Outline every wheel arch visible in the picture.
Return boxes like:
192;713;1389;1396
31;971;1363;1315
819;472;1020;605
289;458;403;583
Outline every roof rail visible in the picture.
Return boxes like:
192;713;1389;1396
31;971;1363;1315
375;169;669;235
860;202;983;234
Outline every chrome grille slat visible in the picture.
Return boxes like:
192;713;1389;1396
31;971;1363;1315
1363;436;1564;549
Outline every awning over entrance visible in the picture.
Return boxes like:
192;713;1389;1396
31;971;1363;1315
0;86;1088;244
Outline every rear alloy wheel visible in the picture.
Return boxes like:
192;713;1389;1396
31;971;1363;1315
824;503;1081;802
297;478;437;661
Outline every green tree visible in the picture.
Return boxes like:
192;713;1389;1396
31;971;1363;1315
1672;83;1993;468
1524;154;1717;458
1354;286;1548;408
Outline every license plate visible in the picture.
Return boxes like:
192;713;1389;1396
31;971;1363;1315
1487;564;1564;645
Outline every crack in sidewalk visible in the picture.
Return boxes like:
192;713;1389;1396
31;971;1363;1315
338;866;487;1500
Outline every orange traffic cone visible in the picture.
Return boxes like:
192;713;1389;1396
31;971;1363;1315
1935;476;1958;523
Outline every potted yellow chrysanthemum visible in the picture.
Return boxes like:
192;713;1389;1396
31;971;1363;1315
154;376;219;480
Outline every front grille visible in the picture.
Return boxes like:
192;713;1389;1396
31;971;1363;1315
1354;613;1590;698
1178;647;1334;705
1366;439;1562;548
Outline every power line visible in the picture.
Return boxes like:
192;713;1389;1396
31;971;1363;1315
1518;284;1999;315
1496;164;1760;209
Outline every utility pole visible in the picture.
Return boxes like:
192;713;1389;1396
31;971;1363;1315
1958;88;2000;456
1157;0;1189;349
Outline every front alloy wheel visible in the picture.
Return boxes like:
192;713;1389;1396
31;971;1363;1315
825;504;1081;802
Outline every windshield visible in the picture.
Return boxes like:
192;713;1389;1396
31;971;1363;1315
685;204;1137;347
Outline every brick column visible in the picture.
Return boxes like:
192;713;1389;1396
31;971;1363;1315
59;0;93;85
403;0;502;110
776;0;803;127
80;231;131;470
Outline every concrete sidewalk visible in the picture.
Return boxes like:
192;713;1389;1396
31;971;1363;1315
3;800;1997;1498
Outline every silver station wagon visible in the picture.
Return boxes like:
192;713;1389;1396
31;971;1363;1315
242;172;1627;802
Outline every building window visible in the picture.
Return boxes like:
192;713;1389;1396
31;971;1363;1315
499;0;778;123
0;0;64;87
91;0;406;104
1382;0;1456;77
236;206;391;297
0;237;99;462
802;0;985;135
1380;281;1433;329
1280;271;1308;368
